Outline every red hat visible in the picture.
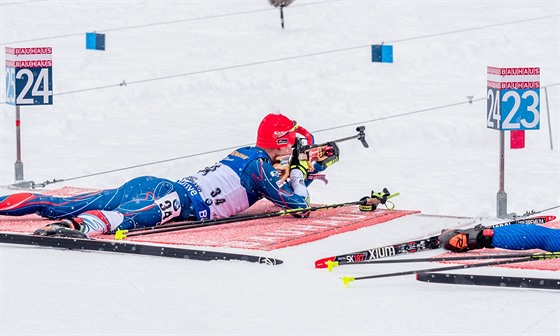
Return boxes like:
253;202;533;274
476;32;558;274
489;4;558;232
256;113;298;148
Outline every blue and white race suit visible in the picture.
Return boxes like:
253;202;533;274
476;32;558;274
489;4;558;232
177;146;312;220
0;146;321;234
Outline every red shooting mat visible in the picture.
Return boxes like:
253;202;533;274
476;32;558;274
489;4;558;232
0;187;418;251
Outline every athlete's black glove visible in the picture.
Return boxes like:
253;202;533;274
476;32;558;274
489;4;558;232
359;188;392;212
290;148;309;179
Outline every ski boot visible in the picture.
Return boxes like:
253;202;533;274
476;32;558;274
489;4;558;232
439;224;494;252
34;218;88;239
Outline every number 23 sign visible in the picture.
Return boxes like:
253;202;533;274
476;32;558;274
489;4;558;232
486;67;540;131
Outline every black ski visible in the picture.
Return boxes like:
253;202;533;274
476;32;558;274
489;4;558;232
0;232;283;265
315;235;440;269
417;272;560;290
315;215;555;268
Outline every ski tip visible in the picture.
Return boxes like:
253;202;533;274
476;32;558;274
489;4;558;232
258;257;284;265
342;276;355;288
315;256;335;269
545;215;557;222
326;260;339;272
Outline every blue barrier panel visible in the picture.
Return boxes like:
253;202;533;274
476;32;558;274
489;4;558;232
86;32;105;51
371;45;393;63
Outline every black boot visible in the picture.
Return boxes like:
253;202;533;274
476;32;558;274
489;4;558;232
439;224;494;252
34;218;88;239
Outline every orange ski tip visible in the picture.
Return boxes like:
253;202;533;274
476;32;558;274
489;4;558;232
315;256;335;269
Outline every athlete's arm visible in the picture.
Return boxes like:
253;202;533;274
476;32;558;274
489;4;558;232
244;158;309;210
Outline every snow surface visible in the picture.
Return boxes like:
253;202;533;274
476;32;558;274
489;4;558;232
0;0;559;335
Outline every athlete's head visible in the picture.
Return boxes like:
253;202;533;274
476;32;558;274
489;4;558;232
256;113;314;149
256;113;298;149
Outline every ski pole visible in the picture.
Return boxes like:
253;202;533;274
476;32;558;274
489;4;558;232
117;200;363;239
116;192;399;239
517;204;560;218
319;214;554;270
341;253;560;287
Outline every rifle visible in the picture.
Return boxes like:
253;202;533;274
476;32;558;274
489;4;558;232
275;126;369;181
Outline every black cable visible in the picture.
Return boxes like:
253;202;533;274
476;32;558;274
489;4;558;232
26;82;559;188
0;0;46;6
0;1;334;45
1;14;557;103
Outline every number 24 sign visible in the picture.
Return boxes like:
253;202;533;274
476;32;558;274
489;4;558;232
5;46;53;106
6;66;53;106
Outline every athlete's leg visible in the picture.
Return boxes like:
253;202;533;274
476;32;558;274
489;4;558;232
492;225;560;251
75;178;192;234
0;176;161;219
0;189;120;218
440;224;560;252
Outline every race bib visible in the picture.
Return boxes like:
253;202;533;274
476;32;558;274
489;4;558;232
156;191;181;224
192;164;250;218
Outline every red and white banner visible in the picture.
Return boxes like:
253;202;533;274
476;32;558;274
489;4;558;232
5;47;53;67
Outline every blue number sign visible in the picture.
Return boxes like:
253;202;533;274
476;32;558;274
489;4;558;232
486;67;540;131
5;47;53;106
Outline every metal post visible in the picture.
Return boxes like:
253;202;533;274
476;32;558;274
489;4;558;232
280;6;285;29
496;130;507;218
544;86;554;150
14;105;24;182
